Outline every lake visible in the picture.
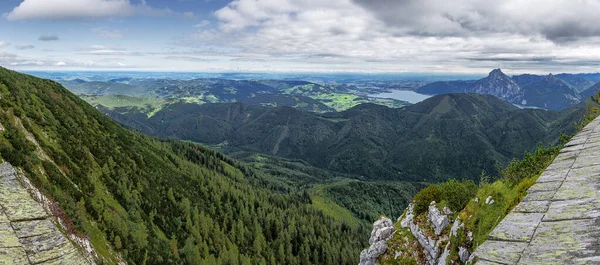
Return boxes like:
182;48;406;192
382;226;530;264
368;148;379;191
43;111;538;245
369;90;432;104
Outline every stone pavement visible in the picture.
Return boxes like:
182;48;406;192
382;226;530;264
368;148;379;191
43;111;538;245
474;117;600;264
0;162;91;265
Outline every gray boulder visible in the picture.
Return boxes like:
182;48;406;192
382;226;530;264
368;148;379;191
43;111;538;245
427;203;449;236
359;217;395;265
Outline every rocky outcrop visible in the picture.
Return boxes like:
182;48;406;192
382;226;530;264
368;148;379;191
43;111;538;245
359;217;395;265
428;202;449;236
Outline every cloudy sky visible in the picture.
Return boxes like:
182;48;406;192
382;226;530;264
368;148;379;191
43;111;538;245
1;0;600;74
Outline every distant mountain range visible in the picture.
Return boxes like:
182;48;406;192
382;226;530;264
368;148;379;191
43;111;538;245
417;69;600;110
96;93;584;182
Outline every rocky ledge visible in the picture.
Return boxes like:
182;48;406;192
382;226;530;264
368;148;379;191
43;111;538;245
0;162;93;264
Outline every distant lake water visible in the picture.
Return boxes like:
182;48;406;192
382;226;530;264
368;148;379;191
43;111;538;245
369;90;432;104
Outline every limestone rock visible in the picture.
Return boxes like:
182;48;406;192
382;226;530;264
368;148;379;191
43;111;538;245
485;196;495;205
458;247;470;263
359;217;395;265
369;217;394;244
400;204;414;228
427;203;449;236
437;242;451;265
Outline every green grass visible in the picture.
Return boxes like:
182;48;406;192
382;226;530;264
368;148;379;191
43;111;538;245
311;180;364;228
80;95;173;117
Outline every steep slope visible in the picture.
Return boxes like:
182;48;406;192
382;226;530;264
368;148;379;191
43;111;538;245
96;93;584;183
0;67;367;265
580;81;600;100
521;74;580;110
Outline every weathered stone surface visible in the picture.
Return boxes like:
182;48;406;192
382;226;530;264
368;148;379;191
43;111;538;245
12;219;57;238
571;151;600;168
360;217;395;265
552;181;596;201
0;163;92;265
427;203;449;236
527;181;562;193
544;198;600;221
519;219;600;264
487;212;544;242
535;168;569;183
513;200;549;213
475;116;600;264
522;190;555;202
369;217;393;244
0;247;29;264
0;222;21;248
474;240;528;264
566;165;600;182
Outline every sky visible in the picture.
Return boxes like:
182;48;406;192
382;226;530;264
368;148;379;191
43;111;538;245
1;0;600;74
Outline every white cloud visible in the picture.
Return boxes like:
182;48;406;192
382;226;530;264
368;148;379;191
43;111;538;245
191;0;600;73
92;27;123;39
55;61;67;66
15;44;35;50
0;41;6;47
4;0;187;21
38;35;59;41
85;45;141;56
193;20;211;28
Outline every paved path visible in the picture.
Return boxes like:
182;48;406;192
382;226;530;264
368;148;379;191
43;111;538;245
0;162;91;265
474;117;600;264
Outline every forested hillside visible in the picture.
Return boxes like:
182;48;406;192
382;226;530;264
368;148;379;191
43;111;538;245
98;94;585;182
0;67;367;265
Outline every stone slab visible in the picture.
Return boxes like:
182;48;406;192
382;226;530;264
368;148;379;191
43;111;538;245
527;181;562;193
21;230;73;264
474;240;529;264
522;191;555;202
12;219;58;239
572;153;600;169
536;168;569;183
513;200;550;213
0;222;21;248
0;247;29;265
0;163;16;179
519;219;600;264
544;198;600;221
487;212;544;242
566;165;600;182
552;181;597;201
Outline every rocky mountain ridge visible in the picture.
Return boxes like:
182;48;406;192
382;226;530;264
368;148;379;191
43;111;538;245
417;69;599;110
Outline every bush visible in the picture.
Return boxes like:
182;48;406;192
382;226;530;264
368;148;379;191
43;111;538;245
413;185;441;215
439;179;477;212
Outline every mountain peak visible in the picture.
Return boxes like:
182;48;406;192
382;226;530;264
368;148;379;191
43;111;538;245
489;68;505;77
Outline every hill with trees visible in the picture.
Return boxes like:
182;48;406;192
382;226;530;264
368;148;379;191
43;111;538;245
0;67;368;265
96;93;585;183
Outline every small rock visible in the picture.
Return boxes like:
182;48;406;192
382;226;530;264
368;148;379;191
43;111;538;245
458;247;470;263
394;251;402;259
485;196;494;205
467;231;473;241
427;203;449;236
369;217;394;244
400;204;414;228
359;241;388;265
442;206;452;215
450;216;461;237
437;242;451;265
474;197;479;203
